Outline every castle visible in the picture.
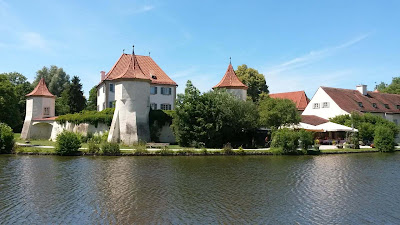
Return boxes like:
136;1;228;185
21;46;247;144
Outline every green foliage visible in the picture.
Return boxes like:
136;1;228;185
87;141;100;154
86;86;98;111
56;108;114;127
172;81;258;148
158;146;174;155
298;129;314;150
376;77;400;94
149;110;174;142
55;89;71;115
374;126;395;152
0;123;15;153
132;141;149;155
330;112;399;142
100;142;120;155
236;146;246;155
0;75;21;130
222;143;234;155
33;65;70;96
258;97;301;129
271;128;299;153
55;131;81;155
235;64;269;102
68;76;86;113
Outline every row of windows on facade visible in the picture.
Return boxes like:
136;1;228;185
97;102;171;110
313;102;330;109
98;84;172;96
313;101;400;110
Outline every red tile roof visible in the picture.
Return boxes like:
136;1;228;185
322;87;400;114
33;116;57;121
26;78;55;98
103;54;177;85
269;91;310;111
301;115;328;126
213;63;248;89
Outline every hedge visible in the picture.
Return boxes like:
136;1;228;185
56;108;114;127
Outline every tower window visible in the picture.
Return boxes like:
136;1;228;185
44;107;50;116
110;83;114;92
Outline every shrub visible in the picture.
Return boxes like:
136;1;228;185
90;134;103;144
55;131;81;155
271;128;299;153
101;131;109;143
87;141;100;154
374;126;395;152
100;142;120;155
158;146;174;155
201;147;208;155
298;129;313;150
222;143;234;155
0;123;14;154
236;146;246;155
133;141;148;155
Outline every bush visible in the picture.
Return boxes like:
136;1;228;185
298;129;313;150
374;126;395;152
222;143;234;155
271;128;299;153
55;131;81;155
236;146;246;155
0;123;15;154
132;141;148;155
100;142;120;155
87;141;100;154
158;146;174;155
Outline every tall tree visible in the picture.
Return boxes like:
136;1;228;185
86;86;98;111
33;65;70;96
235;64;269;102
258;97;300;129
1;72;33;131
68;76;86;113
376;77;400;94
55;89;70;116
0;75;21;130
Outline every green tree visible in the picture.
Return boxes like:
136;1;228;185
68;76;86;113
1;72;33;131
55;89;70;115
86;86;98;111
235;64;269;102
33;65;70;96
0;75;21;130
258;97;301;129
376;77;400;94
374;125;395;152
172;80;258;148
0;123;15;154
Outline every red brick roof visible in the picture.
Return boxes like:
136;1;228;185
269;91;310;111
26;78;55;98
322;87;400;114
301;115;328;126
103;54;177;85
213;63;248;89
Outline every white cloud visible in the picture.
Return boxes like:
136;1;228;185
266;33;370;74
19;32;50;51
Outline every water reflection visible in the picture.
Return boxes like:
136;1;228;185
0;154;400;224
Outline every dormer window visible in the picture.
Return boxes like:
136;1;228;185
358;102;363;107
151;75;157;79
372;103;377;108
397;105;400;110
384;104;390;109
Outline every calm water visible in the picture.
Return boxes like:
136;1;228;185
1;154;400;224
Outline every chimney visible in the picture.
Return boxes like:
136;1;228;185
100;71;106;81
356;84;367;95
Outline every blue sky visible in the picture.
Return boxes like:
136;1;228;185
1;0;400;98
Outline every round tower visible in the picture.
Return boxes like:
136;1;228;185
213;59;248;100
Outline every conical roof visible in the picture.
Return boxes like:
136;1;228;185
213;63;248;89
26;78;55;97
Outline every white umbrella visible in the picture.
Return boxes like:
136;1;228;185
315;122;358;132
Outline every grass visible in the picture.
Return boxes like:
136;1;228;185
320;148;380;154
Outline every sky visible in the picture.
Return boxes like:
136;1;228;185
1;0;400;98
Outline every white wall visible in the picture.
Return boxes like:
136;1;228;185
50;121;110;141
150;85;176;110
302;87;349;119
97;84;106;111
227;88;247;101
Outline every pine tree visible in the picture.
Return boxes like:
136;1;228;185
68;76;86;113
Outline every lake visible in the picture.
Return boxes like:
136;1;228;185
1;153;400;224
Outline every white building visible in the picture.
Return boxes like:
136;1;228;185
97;51;177;112
213;62;248;100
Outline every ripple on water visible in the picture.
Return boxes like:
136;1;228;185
0;154;400;224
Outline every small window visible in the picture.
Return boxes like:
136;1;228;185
372;103;377;108
44;107;50;115
109;101;113;108
384;104;390;109
150;103;157;110
322;102;330;108
161;103;172;110
397;105;400;109
358;102;363;107
110;83;114;92
161;87;172;95
151;75;157;79
313;103;320;109
102;86;105;93
150;87;158;95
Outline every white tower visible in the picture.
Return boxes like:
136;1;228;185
21;78;56;140
108;46;151;145
213;59;248;101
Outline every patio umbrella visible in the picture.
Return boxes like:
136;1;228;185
315;122;358;132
